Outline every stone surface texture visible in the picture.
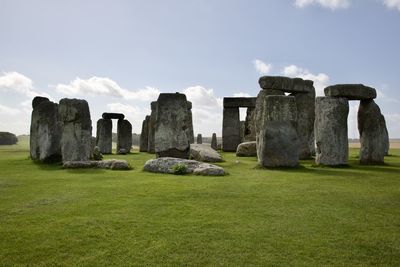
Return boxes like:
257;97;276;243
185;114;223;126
147;101;157;153
63;159;130;170
211;133;218;150
143;157;225;176
257;96;299;167
187;101;195;144
236;141;257;157
117;119;132;153
102;112;125;120
190;144;223;162
324;84;376;100
139;116;150;152
358;99;387;164
315;97;349;166
59;98;92;162
30;97;62;162
154;93;191;158
96;118;112;154
259;76;314;93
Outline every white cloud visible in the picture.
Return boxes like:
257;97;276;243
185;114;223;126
385;113;400;138
253;59;272;75
282;64;330;96
384;0;400;11
294;0;351;9
56;76;160;101
0;71;49;99
182;86;223;136
0;104;21;116
106;102;150;133
233;92;252;97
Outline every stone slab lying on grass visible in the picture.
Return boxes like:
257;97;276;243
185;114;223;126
190;144;223;162
143;157;225;176
236;141;257;157
63;159;131;170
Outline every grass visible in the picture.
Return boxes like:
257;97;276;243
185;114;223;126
0;140;399;266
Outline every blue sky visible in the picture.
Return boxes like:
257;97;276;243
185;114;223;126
0;0;399;137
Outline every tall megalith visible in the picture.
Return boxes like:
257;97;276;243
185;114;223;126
314;97;349;166
117;119;132;153
59;98;92;162
30;96;62;162
140;116;150;152
148;101;157;154
96;118;112;154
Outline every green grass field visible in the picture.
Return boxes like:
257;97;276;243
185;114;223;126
1;140;400;266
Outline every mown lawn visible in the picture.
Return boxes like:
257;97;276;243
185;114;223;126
0;141;399;266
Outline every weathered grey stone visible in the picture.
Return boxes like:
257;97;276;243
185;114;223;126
102;112;125;120
154;93;191;158
197;134;203;144
257;96;299;167
187;101;195;144
383;122;390;156
143;157;225;176
240;121;245;143
32;96;49;109
96;118;112;154
258;76;313;93
236;141;257;157
63;159;130;170
211;133;218;150
289;87;316;159
254;89;284;144
243;107;256;141
358;100;387;164
30;98;62;162
222;107;240;152
324;84;376;100
59;98;92;162
147;101;157;153
117;148;128;155
117;119;132;153
315;97;349;166
223;97;257;108
190;144;223;162
90;136;96;159
139;116;150;152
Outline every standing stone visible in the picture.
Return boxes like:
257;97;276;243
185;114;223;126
147;101;157;153
244;107;256;141
240;121;245;143
155;93;191;158
140;116;150;152
117;119;132;154
258;96;299;167
59;98;92;162
358;100;386;164
30;97;62;162
197;134;203;144
211;133;218;150
222;107;240;152
90;136;96;159
187;101;195;144
383;122;390;156
315;97;349;166
96;118;112;154
289;85;316;159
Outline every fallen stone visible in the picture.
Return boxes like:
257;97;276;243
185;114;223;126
102;112;125;120
63;159;130;170
143;157;225;176
190;144;223;162
236;141;257;157
324;84;376;100
315;97;349;166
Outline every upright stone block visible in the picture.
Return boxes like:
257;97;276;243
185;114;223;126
148;101;157;153
96;118;112;154
59;98;92;162
140;116;150;152
257;96;299;167
211;133;218;150
117;119;132;153
315;97;349;166
244;107;256;141
187;101;195;144
155;93;191;158
30;97;62;162
290;86;316;159
222;107;240;152
358;100;387;164
197;134;203;144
